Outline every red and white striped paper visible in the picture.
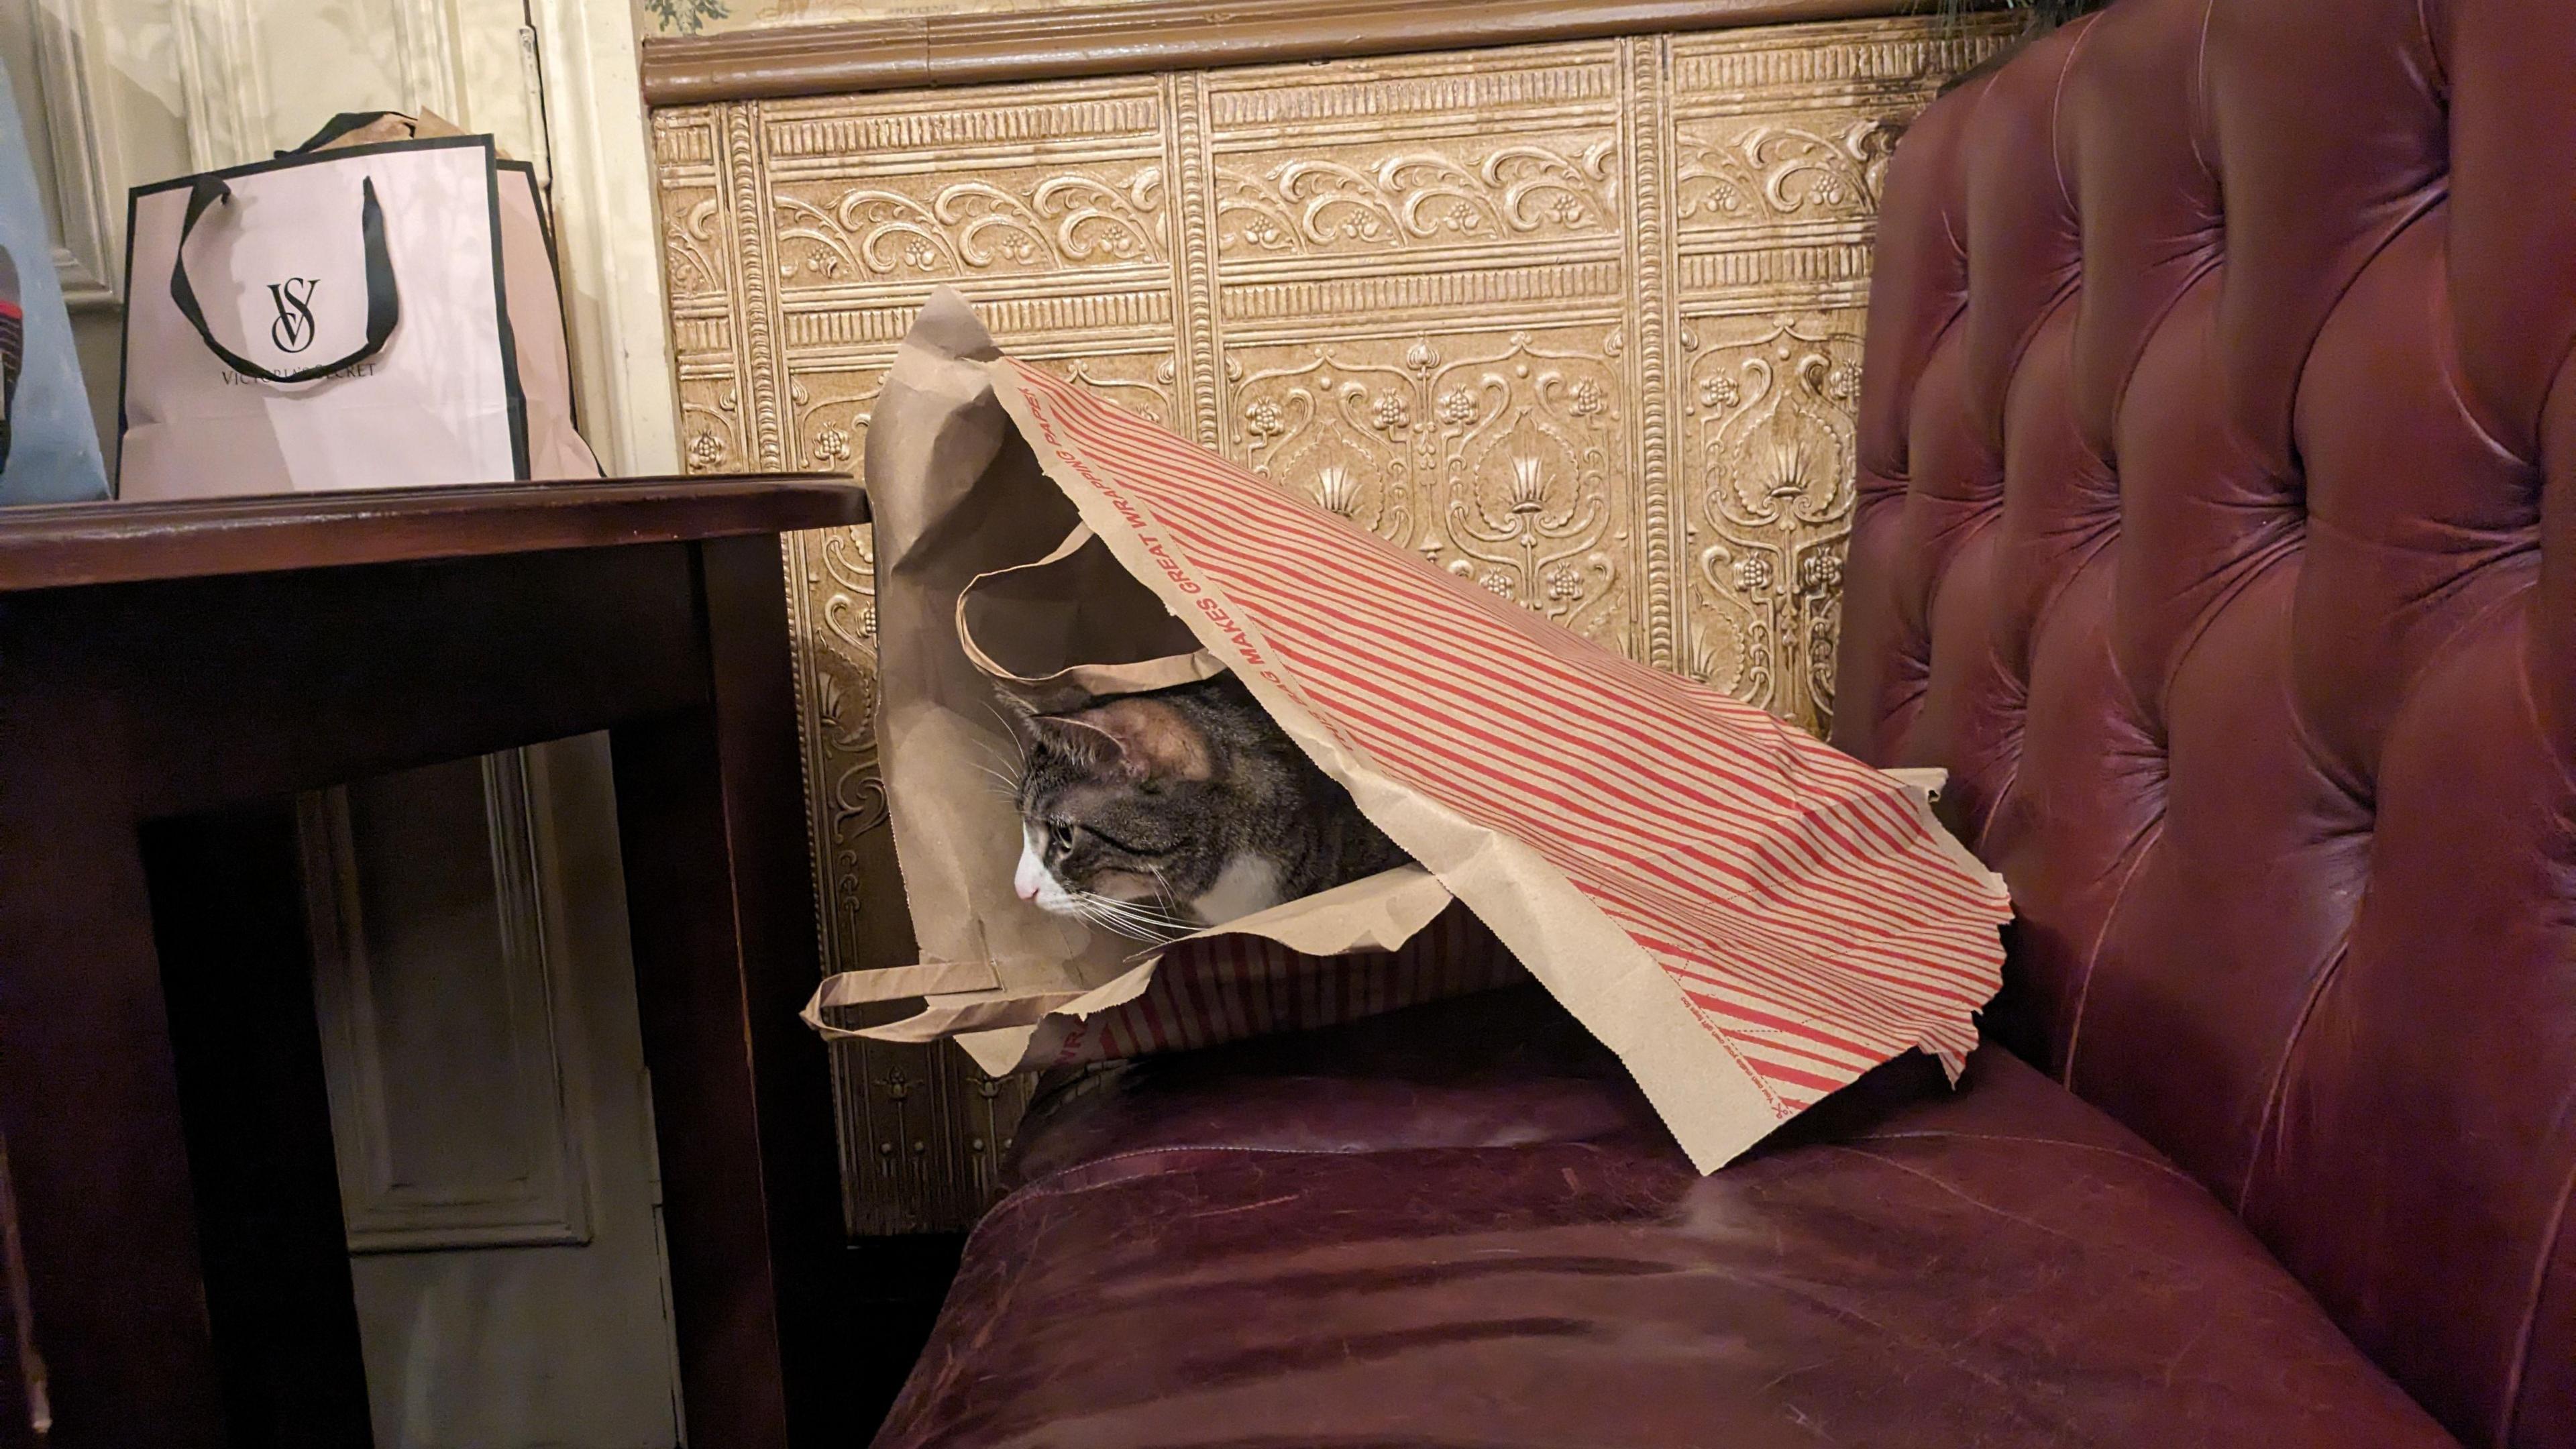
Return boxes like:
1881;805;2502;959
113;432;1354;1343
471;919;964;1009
994;359;2012;1167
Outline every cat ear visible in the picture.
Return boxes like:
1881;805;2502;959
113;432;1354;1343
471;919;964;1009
1024;712;1122;770
991;688;1043;741
993;685;1087;741
1075;698;1214;783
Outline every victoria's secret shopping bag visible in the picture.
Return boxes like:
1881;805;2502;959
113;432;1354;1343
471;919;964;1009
813;290;2012;1169
117;111;596;500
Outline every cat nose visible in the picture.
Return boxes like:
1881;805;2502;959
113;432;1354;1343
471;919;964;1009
1015;873;1039;901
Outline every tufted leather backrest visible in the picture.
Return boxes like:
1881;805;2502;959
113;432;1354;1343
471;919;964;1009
1831;1;2576;1443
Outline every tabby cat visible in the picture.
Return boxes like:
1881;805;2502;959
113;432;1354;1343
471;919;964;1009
1006;674;1411;940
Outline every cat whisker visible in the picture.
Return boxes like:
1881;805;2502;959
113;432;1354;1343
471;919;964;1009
1070;895;1144;926
1072;900;1171;944
1073;893;1195;943
1104;916;1191;941
973;745;1026;787
1079;901;1175;934
1146;865;1188;919
1081;892;1195;927
1102;912;1190;938
979;700;1031;768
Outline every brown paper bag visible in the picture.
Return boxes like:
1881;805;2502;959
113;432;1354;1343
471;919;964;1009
801;294;1520;1075
808;290;2011;1171
301;109;472;151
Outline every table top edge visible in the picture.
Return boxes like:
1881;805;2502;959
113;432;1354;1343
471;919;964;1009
0;474;869;592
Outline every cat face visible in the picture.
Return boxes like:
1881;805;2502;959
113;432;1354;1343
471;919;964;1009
1009;692;1264;938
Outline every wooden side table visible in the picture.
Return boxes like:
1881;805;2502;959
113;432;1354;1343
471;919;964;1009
0;477;867;1449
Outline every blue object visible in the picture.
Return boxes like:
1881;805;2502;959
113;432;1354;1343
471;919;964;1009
0;52;109;505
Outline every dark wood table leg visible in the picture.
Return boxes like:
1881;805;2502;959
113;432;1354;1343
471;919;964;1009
610;535;847;1449
0;796;229;1448
0;1126;39;1449
143;802;374;1449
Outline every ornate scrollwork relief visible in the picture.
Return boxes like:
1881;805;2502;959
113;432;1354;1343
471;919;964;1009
1681;311;1864;726
812;529;884;835
663;195;728;299
773;167;1169;284
651;15;2012;1233
788;364;895;925
1232;329;1631;648
1674;117;1896;230
1214;139;1617;257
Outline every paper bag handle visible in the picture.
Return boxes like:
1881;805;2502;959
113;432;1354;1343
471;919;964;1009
170;174;400;386
955;525;1227;696
281;112;413;154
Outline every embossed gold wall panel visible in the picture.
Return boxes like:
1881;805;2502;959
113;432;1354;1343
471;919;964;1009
652;13;2012;1234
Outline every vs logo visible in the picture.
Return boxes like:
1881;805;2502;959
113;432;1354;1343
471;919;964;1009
267;276;321;354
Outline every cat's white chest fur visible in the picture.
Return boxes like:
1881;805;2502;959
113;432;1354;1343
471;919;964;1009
1191;853;1283;926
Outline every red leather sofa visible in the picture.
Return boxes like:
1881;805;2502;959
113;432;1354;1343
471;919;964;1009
870;1;2575;1442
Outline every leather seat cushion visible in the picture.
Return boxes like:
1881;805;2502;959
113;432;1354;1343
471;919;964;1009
874;988;2451;1448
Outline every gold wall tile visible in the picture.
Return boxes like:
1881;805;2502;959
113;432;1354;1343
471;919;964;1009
1679;307;1864;723
650;11;2015;1234
1228;326;1639;653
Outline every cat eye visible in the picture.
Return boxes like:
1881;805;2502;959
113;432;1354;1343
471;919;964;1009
1048;818;1163;858
1082;826;1165;858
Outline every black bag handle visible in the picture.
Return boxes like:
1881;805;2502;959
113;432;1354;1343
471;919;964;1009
280;112;405;156
169;174;400;385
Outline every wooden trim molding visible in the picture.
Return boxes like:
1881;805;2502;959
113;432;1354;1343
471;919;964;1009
301;753;595;1254
28;0;125;307
639;0;1989;103
170;0;276;169
531;0;690;476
